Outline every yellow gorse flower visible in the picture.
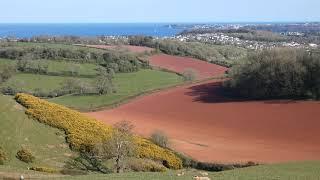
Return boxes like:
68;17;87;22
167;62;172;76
15;93;182;169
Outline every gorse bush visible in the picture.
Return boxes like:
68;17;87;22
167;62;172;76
15;93;113;150
16;147;35;163
225;48;320;99
15;93;182;169
135;138;182;169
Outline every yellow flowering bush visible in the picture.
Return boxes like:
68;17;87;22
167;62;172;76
15;93;182;169
135;138;182;169
15;93;113;150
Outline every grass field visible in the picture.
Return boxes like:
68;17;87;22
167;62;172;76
0;58;16;66
1;42;107;54
1;161;319;179
51;69;183;111
0;95;75;169
60;161;320;180
46;61;98;76
0;58;99;76
2;73;92;93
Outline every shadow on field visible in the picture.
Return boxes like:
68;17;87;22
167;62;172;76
185;81;239;103
186;81;300;104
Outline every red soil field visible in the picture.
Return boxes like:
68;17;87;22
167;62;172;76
88;80;320;163
87;45;154;53
149;54;228;80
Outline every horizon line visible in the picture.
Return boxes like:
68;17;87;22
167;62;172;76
0;21;319;24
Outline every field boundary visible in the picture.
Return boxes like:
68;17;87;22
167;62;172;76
84;74;227;112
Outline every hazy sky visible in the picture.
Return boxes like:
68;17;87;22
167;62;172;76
0;0;319;23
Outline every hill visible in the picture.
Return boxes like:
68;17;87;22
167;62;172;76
0;95;75;169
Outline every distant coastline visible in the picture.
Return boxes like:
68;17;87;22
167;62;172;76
0;23;184;38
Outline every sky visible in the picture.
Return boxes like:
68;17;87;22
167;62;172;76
0;0;319;23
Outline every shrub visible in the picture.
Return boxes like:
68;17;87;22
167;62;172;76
15;93;182;169
30;166;58;173
16;147;35;163
15;93;113;150
182;68;197;81
0;146;7;165
0;64;15;84
135;138;182;169
128;158;166;172
60;169;88;176
175;152;257;171
225;48;320;99
150;130;169;149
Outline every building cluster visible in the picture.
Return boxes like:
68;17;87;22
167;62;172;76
170;33;318;50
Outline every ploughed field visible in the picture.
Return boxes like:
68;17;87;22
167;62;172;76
149;54;228;80
87;50;320;163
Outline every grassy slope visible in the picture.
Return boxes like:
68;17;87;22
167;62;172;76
2;161;317;180
51;69;183;111
58;161;320;180
0;95;75;170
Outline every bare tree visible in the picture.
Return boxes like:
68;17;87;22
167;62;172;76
96;121;136;173
150;130;169;148
182;68;197;81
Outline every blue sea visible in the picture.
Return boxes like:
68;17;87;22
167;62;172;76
0;23;184;38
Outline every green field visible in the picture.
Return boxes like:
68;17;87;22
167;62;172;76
63;161;320;180
57;161;320;180
2;73;92;93
0;58;99;76
0;58;16;66
51;69;183;111
46;61;98;76
1;42;106;53
1;66;183;111
0;95;75;169
1;161;319;179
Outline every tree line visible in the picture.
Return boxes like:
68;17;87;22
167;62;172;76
128;36;247;67
0;44;149;73
225;48;320;99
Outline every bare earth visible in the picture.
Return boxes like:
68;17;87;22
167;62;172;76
87;54;320;163
149;54;228;80
87;45;154;53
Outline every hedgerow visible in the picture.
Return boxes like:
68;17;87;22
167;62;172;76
30;166;59;173
15;93;182;169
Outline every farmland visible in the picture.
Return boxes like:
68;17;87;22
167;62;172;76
1;68;183;111
51;69;183;110
88;79;320;163
1;41;320;179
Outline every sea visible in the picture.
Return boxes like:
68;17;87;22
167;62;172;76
0;23;184;38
